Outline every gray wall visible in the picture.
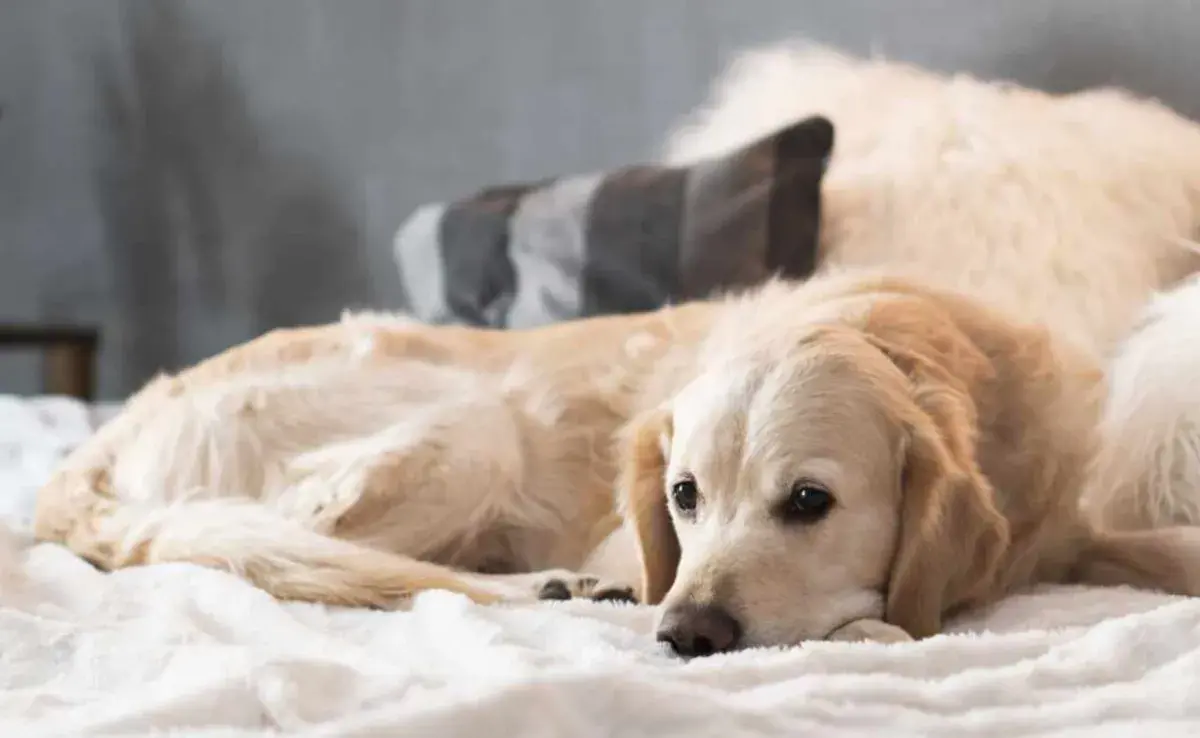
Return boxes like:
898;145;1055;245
3;0;1199;399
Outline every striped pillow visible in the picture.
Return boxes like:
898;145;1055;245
394;116;833;328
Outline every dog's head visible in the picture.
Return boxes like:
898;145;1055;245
621;289;1010;654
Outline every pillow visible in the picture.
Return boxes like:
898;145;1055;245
394;115;834;328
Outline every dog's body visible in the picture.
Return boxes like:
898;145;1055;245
33;304;720;606
33;272;1200;651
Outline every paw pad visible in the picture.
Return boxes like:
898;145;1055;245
537;579;573;601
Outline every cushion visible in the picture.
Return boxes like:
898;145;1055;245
393;116;834;328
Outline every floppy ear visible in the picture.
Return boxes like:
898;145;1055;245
867;334;1011;639
617;409;679;605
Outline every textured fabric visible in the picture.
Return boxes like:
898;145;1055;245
1;398;1197;737
1;520;1198;734
394;116;833;328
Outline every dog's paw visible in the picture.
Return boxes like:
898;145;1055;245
825;618;913;644
588;584;639;604
534;573;639;605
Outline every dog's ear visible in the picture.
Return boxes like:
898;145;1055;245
863;322;1010;639
617;408;679;605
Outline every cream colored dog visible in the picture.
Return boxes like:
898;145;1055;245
665;45;1200;356
32;272;1200;657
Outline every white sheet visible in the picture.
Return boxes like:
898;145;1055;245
3;395;1200;737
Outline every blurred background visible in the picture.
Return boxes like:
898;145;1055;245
2;0;1198;400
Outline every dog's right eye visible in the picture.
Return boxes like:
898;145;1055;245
671;479;699;514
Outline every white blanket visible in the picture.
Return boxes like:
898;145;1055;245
3;395;1200;737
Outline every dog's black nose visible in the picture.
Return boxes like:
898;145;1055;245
656;602;742;657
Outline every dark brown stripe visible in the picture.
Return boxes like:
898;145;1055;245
765;116;834;279
677;139;774;300
581;165;687;315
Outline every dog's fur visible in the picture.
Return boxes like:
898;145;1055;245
31;50;1200;648
1087;274;1200;531
666;45;1200;356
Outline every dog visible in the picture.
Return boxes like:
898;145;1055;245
620;273;1200;654
33;271;1200;656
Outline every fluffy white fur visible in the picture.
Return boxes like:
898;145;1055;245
1090;273;1200;529
664;43;1200;357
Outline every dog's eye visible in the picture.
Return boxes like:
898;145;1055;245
782;482;834;523
671;478;699;514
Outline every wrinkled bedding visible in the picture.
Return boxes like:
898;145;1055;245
2;394;1198;737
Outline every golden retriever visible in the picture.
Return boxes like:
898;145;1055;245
33;272;1200;656
34;304;719;606
621;274;1200;654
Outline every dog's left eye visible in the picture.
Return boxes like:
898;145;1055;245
671;479;700;514
782;482;834;523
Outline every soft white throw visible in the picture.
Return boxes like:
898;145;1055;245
3;396;1199;737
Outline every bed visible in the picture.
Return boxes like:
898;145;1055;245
10;30;1200;735
2;393;1199;737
